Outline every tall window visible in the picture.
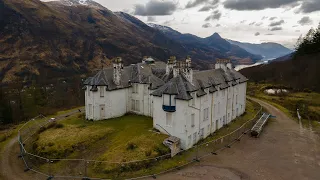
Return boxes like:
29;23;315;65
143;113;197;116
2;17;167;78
188;135;192;146
236;95;238;105
191;114;195;127
131;99;140;112
88;88;90;97
135;100;140;112
214;104;216;115
207;124;210;134
203;108;209;121
88;104;92;116
131;99;135;111
100;87;104;97
166;113;172;126
218;102;220;114
132;84;138;93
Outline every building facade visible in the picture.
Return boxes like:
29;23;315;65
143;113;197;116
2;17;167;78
83;57;247;150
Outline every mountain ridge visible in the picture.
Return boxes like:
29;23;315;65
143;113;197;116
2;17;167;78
228;39;293;60
0;0;261;84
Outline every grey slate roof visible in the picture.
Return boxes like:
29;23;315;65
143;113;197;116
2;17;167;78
84;62;166;91
151;75;198;100
84;61;248;100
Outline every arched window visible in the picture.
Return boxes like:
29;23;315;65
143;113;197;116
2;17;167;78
162;94;176;112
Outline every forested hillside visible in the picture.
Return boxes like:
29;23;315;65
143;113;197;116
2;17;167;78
241;23;320;92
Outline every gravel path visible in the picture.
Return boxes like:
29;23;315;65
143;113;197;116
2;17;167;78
0;108;84;180
153;98;320;180
2;98;320;180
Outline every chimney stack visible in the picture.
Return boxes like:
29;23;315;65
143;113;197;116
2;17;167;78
215;59;231;71
166;56;176;75
183;56;193;83
113;57;123;86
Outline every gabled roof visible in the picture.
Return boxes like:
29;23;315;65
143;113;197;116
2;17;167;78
84;62;166;91
151;75;198;100
84;60;248;99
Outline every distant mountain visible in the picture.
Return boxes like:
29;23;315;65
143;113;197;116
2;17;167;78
0;0;262;83
272;52;295;62
228;40;293;60
148;23;263;64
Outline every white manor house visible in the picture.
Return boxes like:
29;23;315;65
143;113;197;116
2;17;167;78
83;57;248;150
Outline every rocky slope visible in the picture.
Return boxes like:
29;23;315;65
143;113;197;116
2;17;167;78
228;40;293;60
0;0;261;83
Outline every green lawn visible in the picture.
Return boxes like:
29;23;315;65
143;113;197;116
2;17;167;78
24;100;261;179
29;114;169;161
247;83;320;131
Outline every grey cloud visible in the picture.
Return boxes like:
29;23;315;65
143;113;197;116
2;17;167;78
134;0;177;16
199;4;218;11
240;20;247;24
202;23;212;28
224;0;298;11
300;0;320;13
261;16;268;20
255;22;263;26
295;30;300;32
292;25;299;27
205;10;222;21
249;22;255;26
147;16;156;22
269;20;285;27
186;0;219;8
269;17;277;20
216;24;221;27
270;27;283;31
265;33;274;35
255;32;260;36
298;16;313;26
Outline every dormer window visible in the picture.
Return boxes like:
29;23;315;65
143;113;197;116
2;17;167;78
162;94;176;112
100;87;104;97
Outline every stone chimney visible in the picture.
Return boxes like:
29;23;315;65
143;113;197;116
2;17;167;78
215;59;230;71
113;57;123;86
166;56;176;75
183;56;193;83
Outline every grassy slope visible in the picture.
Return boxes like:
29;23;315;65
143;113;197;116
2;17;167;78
247;83;320;132
32;114;169;162
24;100;260;179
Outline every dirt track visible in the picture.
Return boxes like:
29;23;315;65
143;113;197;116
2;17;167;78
0;108;84;180
154;98;320;180
1;99;320;180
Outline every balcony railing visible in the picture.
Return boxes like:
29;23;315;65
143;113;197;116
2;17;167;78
162;105;176;112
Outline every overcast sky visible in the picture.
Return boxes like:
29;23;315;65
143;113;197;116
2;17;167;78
46;0;320;49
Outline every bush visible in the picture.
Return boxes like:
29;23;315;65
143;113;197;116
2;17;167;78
55;123;64;129
126;142;137;150
154;145;169;156
145;150;152;157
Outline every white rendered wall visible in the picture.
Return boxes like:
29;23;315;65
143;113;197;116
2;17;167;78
152;82;247;150
85;86;128;120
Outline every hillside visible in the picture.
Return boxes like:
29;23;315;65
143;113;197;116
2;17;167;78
228;40;293;60
148;23;263;64
240;52;320;92
0;0;262;84
240;24;320;92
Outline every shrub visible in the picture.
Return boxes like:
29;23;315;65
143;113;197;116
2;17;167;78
126;142;137;150
37;126;47;134
154;145;169;156
145;150;152;157
54;123;64;129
